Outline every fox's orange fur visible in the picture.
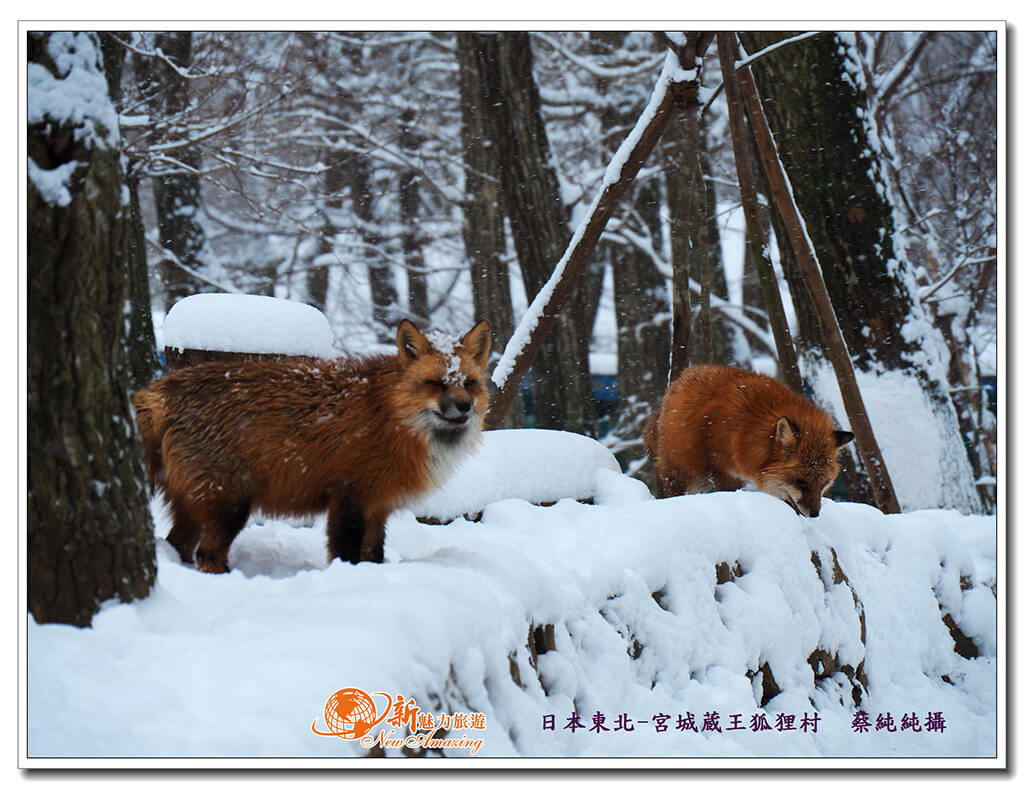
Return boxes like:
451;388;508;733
134;320;491;572
644;365;853;517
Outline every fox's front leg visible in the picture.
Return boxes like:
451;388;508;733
326;492;366;564
360;511;388;564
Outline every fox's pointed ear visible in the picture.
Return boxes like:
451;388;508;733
460;320;491;366
774;416;800;451
397;320;431;366
834;429;855;448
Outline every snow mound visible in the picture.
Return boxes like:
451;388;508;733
413;429;640;522
162;293;336;358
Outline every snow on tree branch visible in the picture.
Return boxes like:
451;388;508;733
532;32;665;79
491;49;693;394
734;31;824;70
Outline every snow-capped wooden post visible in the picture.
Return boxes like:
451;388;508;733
723;32;901;515
485;44;704;430
161;294;337;369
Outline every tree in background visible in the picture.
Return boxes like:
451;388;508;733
851;31;998;511
27;31;155;626
470;32;596;435
456;32;524;427
137;32;213;309
586;31;672;472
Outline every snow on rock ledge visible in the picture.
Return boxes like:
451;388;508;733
413;429;647;523
162;293;336;358
27;489;996;759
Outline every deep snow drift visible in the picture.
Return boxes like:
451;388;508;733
26;429;997;762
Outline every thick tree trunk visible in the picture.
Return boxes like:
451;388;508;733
125;180;160;387
348;154;399;340
740;32;922;369
455;32;524;427
665;104;695;380
27;31;156;627
298;32;346;313
307;145;346;312
471;32;595;436
662;34;719;379
608;181;671;475
692;129;735;366
666;111;736;370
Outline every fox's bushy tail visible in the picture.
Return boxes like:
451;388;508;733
133;389;167;485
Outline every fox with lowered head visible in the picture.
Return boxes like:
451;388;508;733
645;364;854;517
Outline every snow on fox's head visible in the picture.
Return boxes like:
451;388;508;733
394;319;491;452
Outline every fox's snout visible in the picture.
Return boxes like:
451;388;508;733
795;496;822;518
760;474;827;518
438;389;473;423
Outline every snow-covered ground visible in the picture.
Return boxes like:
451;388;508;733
26;429;999;765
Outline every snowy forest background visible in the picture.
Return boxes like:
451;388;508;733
123;30;997;503
24;27;1004;762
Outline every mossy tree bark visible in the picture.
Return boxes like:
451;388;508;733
27;31;156;627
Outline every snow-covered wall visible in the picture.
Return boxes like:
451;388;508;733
27;432;996;761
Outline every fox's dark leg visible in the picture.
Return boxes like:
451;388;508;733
661;476;691;498
195;499;251;574
360;511;388;564
166;501;201;564
327;493;366;564
655;467;690;499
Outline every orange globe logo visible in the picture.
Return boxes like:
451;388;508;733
311;687;393;740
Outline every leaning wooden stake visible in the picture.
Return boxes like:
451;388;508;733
727;32;901;514
717;32;802;394
486;48;699;429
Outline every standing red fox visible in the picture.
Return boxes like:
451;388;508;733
644;365;854;517
134;319;490;572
